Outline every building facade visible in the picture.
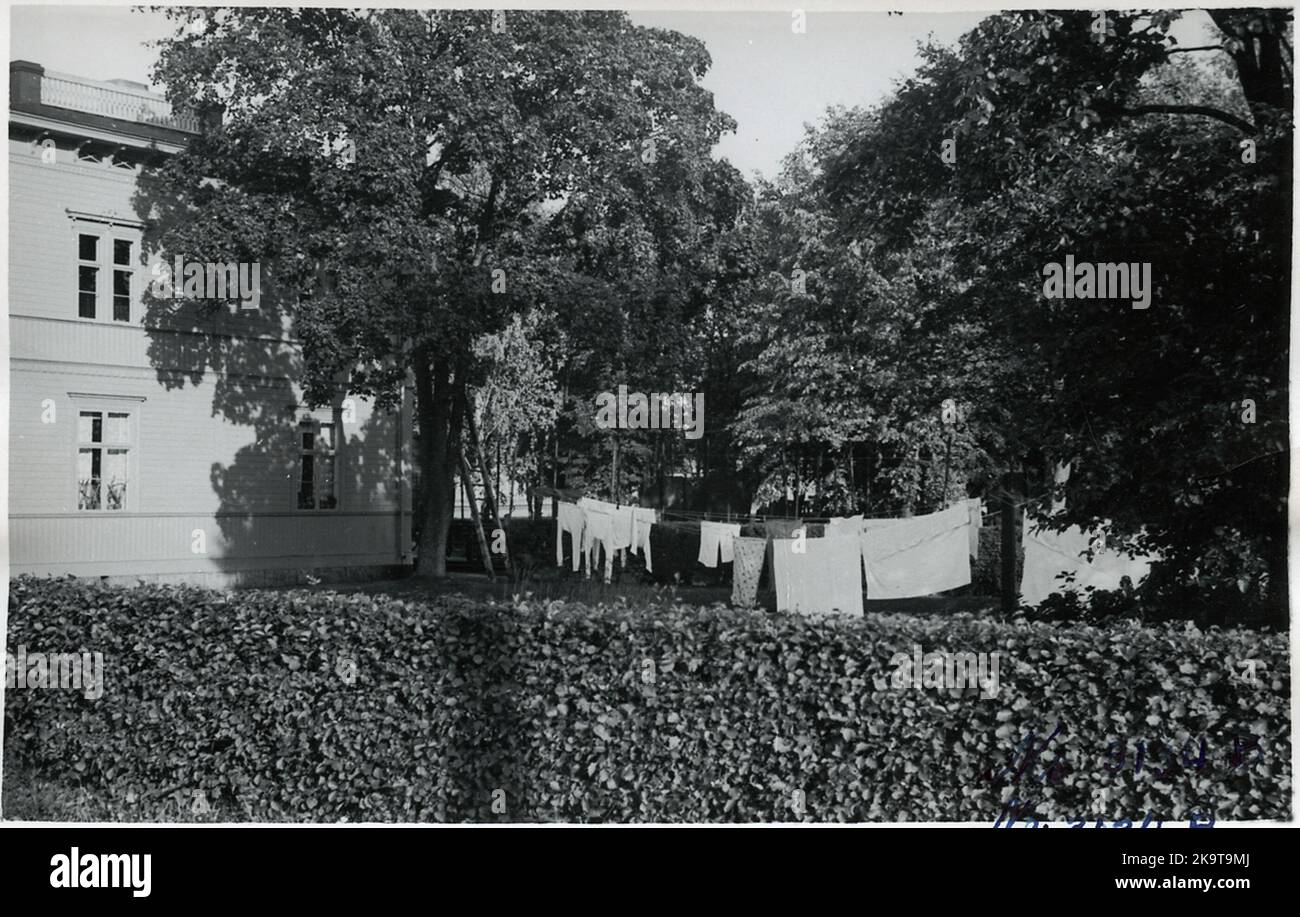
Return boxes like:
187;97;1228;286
7;61;413;586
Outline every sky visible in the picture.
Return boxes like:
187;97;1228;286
8;4;1216;181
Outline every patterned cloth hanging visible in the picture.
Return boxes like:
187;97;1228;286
731;536;767;607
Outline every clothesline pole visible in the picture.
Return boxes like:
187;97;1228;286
1000;472;1025;613
611;433;621;505
941;428;954;503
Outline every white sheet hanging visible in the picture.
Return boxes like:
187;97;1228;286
860;503;972;599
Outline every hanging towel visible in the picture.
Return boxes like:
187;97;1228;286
1019;522;1155;606
967;498;982;559
861;503;971;600
771;534;864;617
556;502;586;571
631;507;657;571
826;514;865;539
761;519;803;584
581;508;616;582
698;521;742;567
731;536;767;607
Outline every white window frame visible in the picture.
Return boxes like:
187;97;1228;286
68;213;143;324
70;395;142;513
76;230;100;320
296;414;340;511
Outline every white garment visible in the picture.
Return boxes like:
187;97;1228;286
861;503;971;600
631;507;657;572
826;515;865;539
698;521;742;567
556;502;585;572
1019;522;1155;606
609;506;635;552
578;497;635;550
772;534;864;617
581;508;615;582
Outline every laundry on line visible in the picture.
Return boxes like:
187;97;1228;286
1019;521;1157;606
859;503;972;600
554;498;659;581
698;520;742;567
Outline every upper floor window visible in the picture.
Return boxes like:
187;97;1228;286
77;234;98;318
72;219;138;322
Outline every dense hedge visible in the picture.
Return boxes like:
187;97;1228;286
5;576;1288;822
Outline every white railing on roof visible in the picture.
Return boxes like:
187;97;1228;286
40;71;200;133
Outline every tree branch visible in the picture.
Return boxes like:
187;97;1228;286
1164;45;1223;55
1113;103;1255;134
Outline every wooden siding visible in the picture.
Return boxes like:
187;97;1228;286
8;127;413;579
9;513;402;577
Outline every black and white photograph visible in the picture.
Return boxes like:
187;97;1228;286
0;0;1292;862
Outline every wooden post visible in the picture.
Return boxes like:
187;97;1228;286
1000;472;1024;614
459;451;496;581
551;423;560;519
941;428;955;504
611;433;620;504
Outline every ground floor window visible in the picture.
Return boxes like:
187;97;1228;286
77;409;131;510
298;417;337;510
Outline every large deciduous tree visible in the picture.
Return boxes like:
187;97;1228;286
744;9;1289;622
143;7;735;574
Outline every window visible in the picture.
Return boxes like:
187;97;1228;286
113;240;133;321
78;235;98;318
297;418;337;510
72;224;136;322
77;410;131;511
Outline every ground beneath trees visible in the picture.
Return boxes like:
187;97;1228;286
267;570;1000;618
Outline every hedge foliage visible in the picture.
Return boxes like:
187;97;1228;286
5;575;1289;822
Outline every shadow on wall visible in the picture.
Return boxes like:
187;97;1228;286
133;176;404;578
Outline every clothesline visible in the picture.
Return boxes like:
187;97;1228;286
558;496;980;607
554;491;1155;613
541;483;1052;520
553;506;1003;524
553;503;1005;520
593;503;1001;526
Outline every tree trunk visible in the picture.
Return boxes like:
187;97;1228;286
848;443;856;511
414;352;457;577
1000;472;1026;614
1209;9;1293;119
